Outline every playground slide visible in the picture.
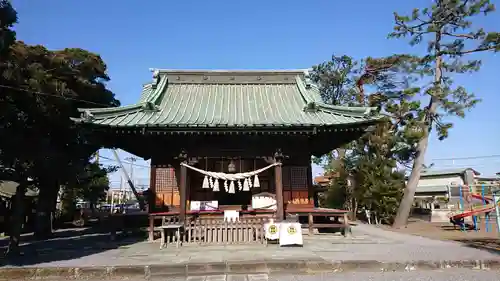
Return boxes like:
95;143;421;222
449;194;496;221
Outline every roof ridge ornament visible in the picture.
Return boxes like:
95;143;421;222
151;69;160;89
303;102;319;113
142;101;160;111
81;110;94;121
303;70;312;89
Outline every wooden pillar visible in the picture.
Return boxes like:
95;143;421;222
147;163;156;242
343;212;349;237
306;164;314;207
274;149;285;221
308;213;313;236
178;150;188;225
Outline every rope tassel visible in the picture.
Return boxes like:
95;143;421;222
202;175;209;189
179;162;281;192
243;178;250;191
228;181;235;194
253;174;260;188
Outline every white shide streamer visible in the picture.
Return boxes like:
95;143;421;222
180;162;280;194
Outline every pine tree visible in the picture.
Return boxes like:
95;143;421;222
389;0;500;228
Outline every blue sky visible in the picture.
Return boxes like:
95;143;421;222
12;0;500;188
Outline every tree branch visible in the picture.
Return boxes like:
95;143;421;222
442;32;475;39
440;45;498;55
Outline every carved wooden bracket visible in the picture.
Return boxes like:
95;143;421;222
274;148;288;163
175;149;188;163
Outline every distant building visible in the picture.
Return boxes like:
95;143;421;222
106;189;135;203
475;175;500;185
313;172;339;189
413;168;479;198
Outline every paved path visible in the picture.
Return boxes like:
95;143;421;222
27;269;500;281
1;223;498;268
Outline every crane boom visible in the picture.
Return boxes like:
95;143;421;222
112;150;146;210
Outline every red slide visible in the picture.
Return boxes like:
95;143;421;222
470;193;493;203
450;194;495;220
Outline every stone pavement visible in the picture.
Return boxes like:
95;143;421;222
5;270;500;281
0;223;499;279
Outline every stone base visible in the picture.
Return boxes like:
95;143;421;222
2;260;499;280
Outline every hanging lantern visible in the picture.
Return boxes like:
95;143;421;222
228;160;236;173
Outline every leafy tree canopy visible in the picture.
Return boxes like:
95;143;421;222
0;42;120;184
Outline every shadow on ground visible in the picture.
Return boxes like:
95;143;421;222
454;238;500;255
0;227;147;266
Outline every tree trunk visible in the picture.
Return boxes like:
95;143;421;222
350;198;358;221
348;174;357;220
5;182;26;257
392;140;427;228
336;148;346;166
392;32;443;228
34;180;59;239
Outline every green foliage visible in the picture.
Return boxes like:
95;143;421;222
354;155;404;224
311;54;410;223
309;55;362;171
75;162;117;206
0;0;17;54
324;170;349;210
389;0;499;140
362;55;425;166
309;55;360;106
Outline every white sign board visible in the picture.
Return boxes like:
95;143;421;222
279;222;303;246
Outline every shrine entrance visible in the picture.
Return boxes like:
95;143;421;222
187;157;275;209
214;190;251;207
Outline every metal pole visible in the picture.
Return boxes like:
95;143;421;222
459;185;465;232
482;184;490;232
126;156;137;193
493;192;500;235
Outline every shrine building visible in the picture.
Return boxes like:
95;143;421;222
74;69;382;242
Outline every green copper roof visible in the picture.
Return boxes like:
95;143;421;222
74;69;381;129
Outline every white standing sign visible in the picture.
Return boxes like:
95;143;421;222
279;222;303;246
264;220;280;241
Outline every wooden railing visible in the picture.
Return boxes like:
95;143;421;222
161;216;268;245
